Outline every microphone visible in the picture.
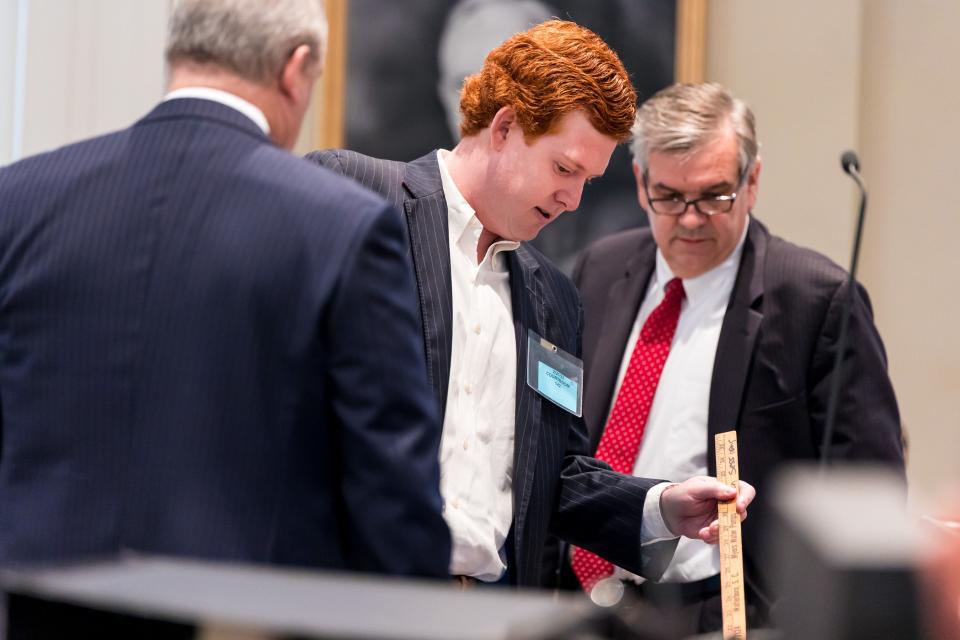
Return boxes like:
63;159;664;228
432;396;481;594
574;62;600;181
820;151;868;471
841;150;860;175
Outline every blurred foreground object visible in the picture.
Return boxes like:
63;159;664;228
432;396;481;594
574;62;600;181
1;556;604;639
769;466;920;639
920;500;960;639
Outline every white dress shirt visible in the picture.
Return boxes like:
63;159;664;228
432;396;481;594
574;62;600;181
612;219;749;583
436;150;520;581
163;87;270;136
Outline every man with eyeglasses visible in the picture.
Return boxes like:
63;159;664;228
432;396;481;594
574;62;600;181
569;83;904;633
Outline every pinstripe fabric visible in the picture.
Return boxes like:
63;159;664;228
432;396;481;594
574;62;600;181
574;217;905;603
307;150;453;417
306;149;677;587
0;99;451;577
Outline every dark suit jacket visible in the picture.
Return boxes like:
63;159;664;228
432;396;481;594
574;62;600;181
573;217;905;602
306;149;675;587
0;98;450;577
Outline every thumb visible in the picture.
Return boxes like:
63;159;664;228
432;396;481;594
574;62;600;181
692;476;737;500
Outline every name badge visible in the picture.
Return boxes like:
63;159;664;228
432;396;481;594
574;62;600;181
525;329;583;417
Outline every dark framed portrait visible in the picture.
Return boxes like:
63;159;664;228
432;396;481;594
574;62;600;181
319;0;705;272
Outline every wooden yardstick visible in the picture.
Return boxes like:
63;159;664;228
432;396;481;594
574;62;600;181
714;430;747;640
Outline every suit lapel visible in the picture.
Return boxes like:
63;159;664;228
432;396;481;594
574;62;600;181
506;245;544;557
401;152;454;417
583;238;657;450
707;218;767;473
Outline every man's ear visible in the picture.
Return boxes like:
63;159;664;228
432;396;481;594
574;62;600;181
279;44;317;102
489;106;517;151
632;161;649;209
745;155;762;210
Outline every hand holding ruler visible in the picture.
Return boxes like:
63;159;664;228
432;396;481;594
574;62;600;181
715;430;747;640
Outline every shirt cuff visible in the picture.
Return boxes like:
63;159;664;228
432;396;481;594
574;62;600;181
641;481;679;544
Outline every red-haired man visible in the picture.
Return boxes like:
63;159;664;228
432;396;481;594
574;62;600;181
307;20;754;589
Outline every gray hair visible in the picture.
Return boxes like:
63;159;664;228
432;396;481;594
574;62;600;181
166;0;328;85
436;0;555;139
440;0;555;43
630;82;759;179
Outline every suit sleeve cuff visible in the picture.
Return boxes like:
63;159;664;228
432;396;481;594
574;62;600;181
641;481;679;544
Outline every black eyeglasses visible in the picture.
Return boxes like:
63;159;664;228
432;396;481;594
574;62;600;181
643;170;748;217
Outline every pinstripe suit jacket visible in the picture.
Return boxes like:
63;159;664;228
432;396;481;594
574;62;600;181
573;218;905;602
0;99;450;577
306;149;675;587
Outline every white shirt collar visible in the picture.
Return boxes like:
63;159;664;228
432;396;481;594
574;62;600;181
653;215;751;307
163;87;270;136
437;149;519;264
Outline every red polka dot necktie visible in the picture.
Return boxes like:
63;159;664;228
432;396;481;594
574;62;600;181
571;277;685;594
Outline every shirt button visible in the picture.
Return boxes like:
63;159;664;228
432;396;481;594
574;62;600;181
452;498;461;509
464;383;472;394
473;324;482;335
463;438;469;450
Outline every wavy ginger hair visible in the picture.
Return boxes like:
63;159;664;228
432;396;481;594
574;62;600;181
458;19;636;143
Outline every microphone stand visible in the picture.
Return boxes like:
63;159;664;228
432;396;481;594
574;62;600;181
819;151;868;472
